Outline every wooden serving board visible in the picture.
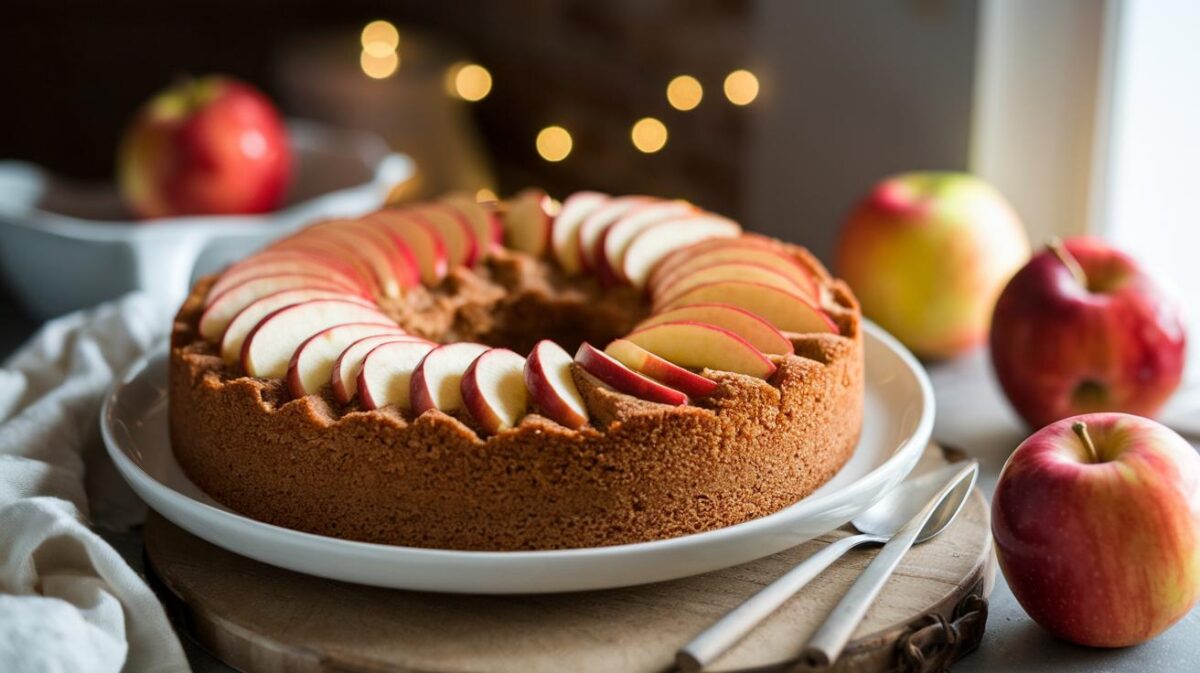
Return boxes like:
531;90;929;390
144;446;994;673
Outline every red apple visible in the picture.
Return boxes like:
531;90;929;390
574;342;687;406
118;76;291;218
992;413;1200;647
524;340;590;430
461;348;529;434
990;238;1187;428
836;172;1029;359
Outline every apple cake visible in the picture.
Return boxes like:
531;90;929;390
169;190;865;551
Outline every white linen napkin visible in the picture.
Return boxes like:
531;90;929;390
0;293;188;673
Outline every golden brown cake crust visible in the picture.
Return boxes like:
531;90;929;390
169;246;864;551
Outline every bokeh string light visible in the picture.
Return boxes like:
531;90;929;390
666;75;703;111
536;126;573;162
631;117;669;153
360;20;400;79
446;62;493;102
723;69;759;106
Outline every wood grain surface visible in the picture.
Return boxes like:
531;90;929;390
144;446;995;673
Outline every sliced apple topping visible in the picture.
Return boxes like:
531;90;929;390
332;334;432;405
576;195;652;273
604;338;718;397
242;300;397;378
552;191;609;274
207;250;369;302
357;340;438;411
271;226;402;298
621;214;741;288
635;303;794;355
368;209;450;285
219;289;373;362
657;281;839;335
650;245;819;302
647;235;784;289
200;274;356;341
524;340;589;429
652;263;809;310
501;188;556;256
410;342;491;414
599;199;695;284
443;192;503;258
307;218;421;291
411;203;479;268
623;321;777;379
461;348;529;434
574;342;687;406
286;323;408;399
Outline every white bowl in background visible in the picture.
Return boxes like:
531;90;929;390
0;120;412;320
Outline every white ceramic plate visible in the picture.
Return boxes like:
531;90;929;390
101;321;933;594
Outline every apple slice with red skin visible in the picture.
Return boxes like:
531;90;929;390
647;234;782;289
599;199;695;284
576;195;652;273
367;209;450;285
652;262;809;310
219;289;372;362
286;323;408;398
604;338;718;397
207;250;369;301
623;321;777;379
332;334;432;405
657;281;839;335
200;274;355;341
307;218;421;291
552;191;609;274
411;203;479;268
501;188;556;256
461;348;530;434
636;303;794;355
267;234;385;298
357;340;438;411
649;244;820;302
278;222;413;298
442;192;504;257
621;214;741;288
241;299;395;378
574;342;687;406
410;342;491;414
524;339;589;429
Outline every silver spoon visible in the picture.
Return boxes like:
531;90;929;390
677;461;979;672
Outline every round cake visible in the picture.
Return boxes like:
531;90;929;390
169;189;864;551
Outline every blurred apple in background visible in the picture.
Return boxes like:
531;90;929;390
990;237;1186;428
836;172;1029;360
992;413;1200;647
118;76;291;219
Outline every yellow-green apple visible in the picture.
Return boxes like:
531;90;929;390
574;342;687;406
634;303;794;355
461;348;529;434
992;413;1200;647
836;172;1029;359
410;342;490;414
357;340;437;411
656;281;838;335
241;300;395;378
286;323;406;398
621;214;741;288
524;340;590;430
553;191;609;273
332;334;431;405
604;338;719;397
118;76;291;218
367;210;450;285
623;321;776;379
990;237;1186;428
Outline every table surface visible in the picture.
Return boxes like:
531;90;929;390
3;292;1197;672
